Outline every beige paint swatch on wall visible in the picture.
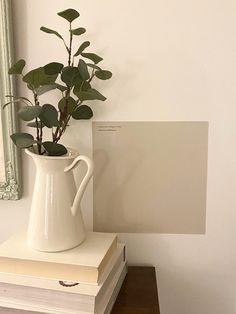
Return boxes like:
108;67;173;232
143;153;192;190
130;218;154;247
93;122;208;234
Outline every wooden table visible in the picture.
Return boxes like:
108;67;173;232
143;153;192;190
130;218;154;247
112;266;160;314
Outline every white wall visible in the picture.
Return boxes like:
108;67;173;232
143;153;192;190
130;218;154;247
0;0;236;313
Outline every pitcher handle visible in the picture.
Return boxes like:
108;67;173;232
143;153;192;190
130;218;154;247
64;155;94;216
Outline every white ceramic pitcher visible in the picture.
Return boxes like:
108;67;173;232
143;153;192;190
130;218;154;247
26;148;94;252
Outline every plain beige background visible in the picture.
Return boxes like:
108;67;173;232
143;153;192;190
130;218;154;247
1;1;236;314
93;122;208;234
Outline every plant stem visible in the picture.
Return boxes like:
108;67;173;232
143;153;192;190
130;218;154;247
53;23;74;143
54;114;71;143
62;39;70;54
88;71;95;84
33;90;43;154
68;23;73;67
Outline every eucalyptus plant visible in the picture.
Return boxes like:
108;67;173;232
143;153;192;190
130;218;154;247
5;8;112;156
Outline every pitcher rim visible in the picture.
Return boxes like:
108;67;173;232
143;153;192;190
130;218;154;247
25;146;79;160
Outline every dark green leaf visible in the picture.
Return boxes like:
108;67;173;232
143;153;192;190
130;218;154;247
18;106;42;121
72;105;93;120
78;59;90;80
74;41;90;57
44;63;63;75
55;83;67;92
8;59;26;75
81;53;103;64
23;67;57;89
40;27;63;39
43;141;67;156
40;72;58;86
73;81;91;94
75;88;106;101
86;63;102;71
27;122;45;128
58;97;77;114
95;70;112;80
61;67;82;87
11;132;35;148
36;84;58;96
70;27;86;35
39;104;58;128
57;9;80;22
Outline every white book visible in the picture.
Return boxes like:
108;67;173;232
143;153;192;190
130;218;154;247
0;264;127;314
0;244;126;314
0;231;117;284
98;263;127;314
97;262;127;314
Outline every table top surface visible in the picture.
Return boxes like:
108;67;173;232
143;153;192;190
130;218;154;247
111;266;160;314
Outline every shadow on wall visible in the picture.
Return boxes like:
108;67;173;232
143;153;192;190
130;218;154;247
12;0;28;63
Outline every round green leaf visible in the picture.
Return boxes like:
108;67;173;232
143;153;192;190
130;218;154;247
78;59;90;80
72;105;93;120
23;68;41;88
43;142;67;156
75;88;106;101
36;84;58;96
57;9;80;23
95;70;112;80
27;122;45;128
8;59;26;75
58;97;77;114
40;27;63;39
61;67;81;87
70;28;86;35
11;133;35;148
74;41;90;57
23;67;57;89
39;104;58;128
81;53;103;64
39;70;58;86
55;83;67;92
18;106;42;121
73;81;91;95
86;63;101;71
44;63;63;75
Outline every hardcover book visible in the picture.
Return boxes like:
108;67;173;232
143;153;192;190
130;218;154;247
0;244;126;314
0;231;117;284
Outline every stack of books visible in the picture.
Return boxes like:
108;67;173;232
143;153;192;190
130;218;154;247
0;231;127;314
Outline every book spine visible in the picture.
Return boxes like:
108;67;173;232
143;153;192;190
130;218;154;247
96;262;127;314
95;246;126;307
